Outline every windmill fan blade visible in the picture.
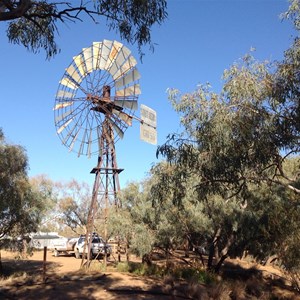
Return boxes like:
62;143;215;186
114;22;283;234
53;101;73;110
78;129;87;157
105;40;123;71
73;54;85;76
87;129;93;158
55;109;74;123
82;47;93;73
69;131;79;152
99;40;113;70
112;109;133;126
66;64;82;85
108;42;131;77
108;118;124;139
114;100;138;110
62;122;77;144
113;55;137;80
57;118;73;134
115;84;141;97
60;77;78;89
56;90;75;99
115;69;141;88
92;42;102;70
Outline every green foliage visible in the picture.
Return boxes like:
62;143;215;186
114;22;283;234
151;3;300;274
1;0;167;59
172;267;216;284
29;174;59;232
281;0;300;31
55;179;92;234
97;0;167;55
7;2;58;58
0;129;47;238
116;260;216;284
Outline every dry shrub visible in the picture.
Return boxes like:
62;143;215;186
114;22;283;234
288;271;300;293
245;276;272;299
185;281;209;300
162;274;175;294
228;280;247;300
0;271;36;287
207;282;232;300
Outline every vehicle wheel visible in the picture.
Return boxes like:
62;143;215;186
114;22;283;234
54;249;59;257
75;249;81;259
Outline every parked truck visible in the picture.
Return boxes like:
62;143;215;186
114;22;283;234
52;237;78;257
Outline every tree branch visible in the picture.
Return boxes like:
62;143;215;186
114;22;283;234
0;0;32;21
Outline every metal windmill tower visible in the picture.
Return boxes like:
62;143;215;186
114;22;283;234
54;40;157;264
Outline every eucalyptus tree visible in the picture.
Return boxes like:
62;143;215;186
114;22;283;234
149;160;247;272
158;1;300;203
154;2;300;272
0;0;167;59
118;181;156;262
56;179;92;234
29;174;59;232
0;128;46;239
117;164;212;265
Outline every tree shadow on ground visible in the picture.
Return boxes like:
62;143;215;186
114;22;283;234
0;272;182;300
1;256;62;277
0;258;183;300
221;260;263;281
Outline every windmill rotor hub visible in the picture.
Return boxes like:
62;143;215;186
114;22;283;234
102;85;111;98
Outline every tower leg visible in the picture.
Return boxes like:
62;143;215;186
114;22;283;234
83;134;123;268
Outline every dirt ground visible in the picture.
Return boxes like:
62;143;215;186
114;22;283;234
1;250;299;300
0;250;186;300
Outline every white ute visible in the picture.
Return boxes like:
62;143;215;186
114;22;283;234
52;237;78;257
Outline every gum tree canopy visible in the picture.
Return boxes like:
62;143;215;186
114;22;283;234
0;0;167;58
0;129;46;238
158;53;300;200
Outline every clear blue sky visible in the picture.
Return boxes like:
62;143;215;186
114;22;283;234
0;0;295;188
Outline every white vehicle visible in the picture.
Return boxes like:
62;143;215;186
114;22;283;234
74;233;112;259
52;237;78;257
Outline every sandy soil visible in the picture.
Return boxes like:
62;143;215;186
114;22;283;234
0;250;184;300
1;250;299;300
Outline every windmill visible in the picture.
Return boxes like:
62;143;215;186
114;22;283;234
54;39;157;264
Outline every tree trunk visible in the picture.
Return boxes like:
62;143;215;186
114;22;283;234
0;251;2;274
214;232;235;273
22;238;28;258
214;254;228;273
207;227;221;271
142;253;152;266
126;238;130;261
184;238;189;258
117;238;121;262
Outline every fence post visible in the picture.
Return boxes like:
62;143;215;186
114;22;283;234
43;246;47;283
